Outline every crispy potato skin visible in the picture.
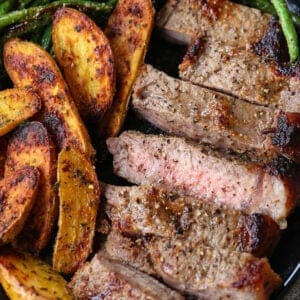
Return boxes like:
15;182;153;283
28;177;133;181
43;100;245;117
3;38;95;159
0;248;74;299
5;122;57;254
0;136;8;179
0;166;39;244
0;88;41;137
53;8;115;123
99;0;155;138
53;147;100;274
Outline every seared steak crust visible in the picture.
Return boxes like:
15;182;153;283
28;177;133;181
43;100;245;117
69;251;183;300
105;230;156;275
105;231;282;300
104;184;280;257
179;37;300;113
158;1;300;113
156;0;270;46
107;131;295;227
149;238;281;299
132;64;300;161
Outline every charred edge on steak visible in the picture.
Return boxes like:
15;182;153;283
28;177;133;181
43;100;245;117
253;17;300;78
261;112;300;163
265;155;296;177
181;36;206;68
272;112;300;147
253;17;289;64
238;214;280;257
273;112;300;163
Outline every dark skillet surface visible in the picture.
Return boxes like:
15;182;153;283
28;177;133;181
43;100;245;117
1;21;300;300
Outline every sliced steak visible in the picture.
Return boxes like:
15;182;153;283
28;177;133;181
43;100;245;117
104;184;280;257
69;251;183;300
107;131;296;227
132;64;300;162
158;1;300;113
149;238;281;299
105;231;282;300
105;230;156;275
156;0;270;46
179;37;300;112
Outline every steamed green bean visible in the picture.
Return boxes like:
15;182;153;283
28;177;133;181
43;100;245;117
271;0;299;62
0;0;117;31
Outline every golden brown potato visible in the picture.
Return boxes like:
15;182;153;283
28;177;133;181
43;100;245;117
53;8;115;123
53;147;100;274
5;121;57;254
98;0;155;138
0;88;41;137
0;248;74;299
3;38;95;159
0;166;39;245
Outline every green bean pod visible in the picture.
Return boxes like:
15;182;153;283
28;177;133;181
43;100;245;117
271;0;299;62
0;0;117;31
40;24;52;51
238;0;276;15
19;0;35;9
0;0;16;16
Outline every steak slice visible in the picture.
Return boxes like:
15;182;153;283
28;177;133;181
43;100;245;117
132;64;300;162
149;238;282;299
158;1;300;113
179;37;300;112
107;131;296;227
104;184;280;257
105;230;156;275
69;251;183;300
105;231;282;300
156;0;270;46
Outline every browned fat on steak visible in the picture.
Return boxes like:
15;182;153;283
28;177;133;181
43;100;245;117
156;0;270;46
158;1;300;113
105;231;282;300
132;64;300;162
107;131;296;228
104;184;280;257
69;251;183;300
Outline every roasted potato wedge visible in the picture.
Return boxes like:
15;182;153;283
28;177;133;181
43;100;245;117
0;137;8;179
0;88;41;137
3;38;95;159
0;166;39;244
5;122;57;253
0;248;74;299
53;147;100;274
98;0;155;138
53;8;115;123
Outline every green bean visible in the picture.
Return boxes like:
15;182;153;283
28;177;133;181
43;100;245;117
0;0;117;31
0;0;16;15
40;23;52;50
18;0;35;9
271;0;299;62
1;14;52;41
31;0;52;7
238;0;276;15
